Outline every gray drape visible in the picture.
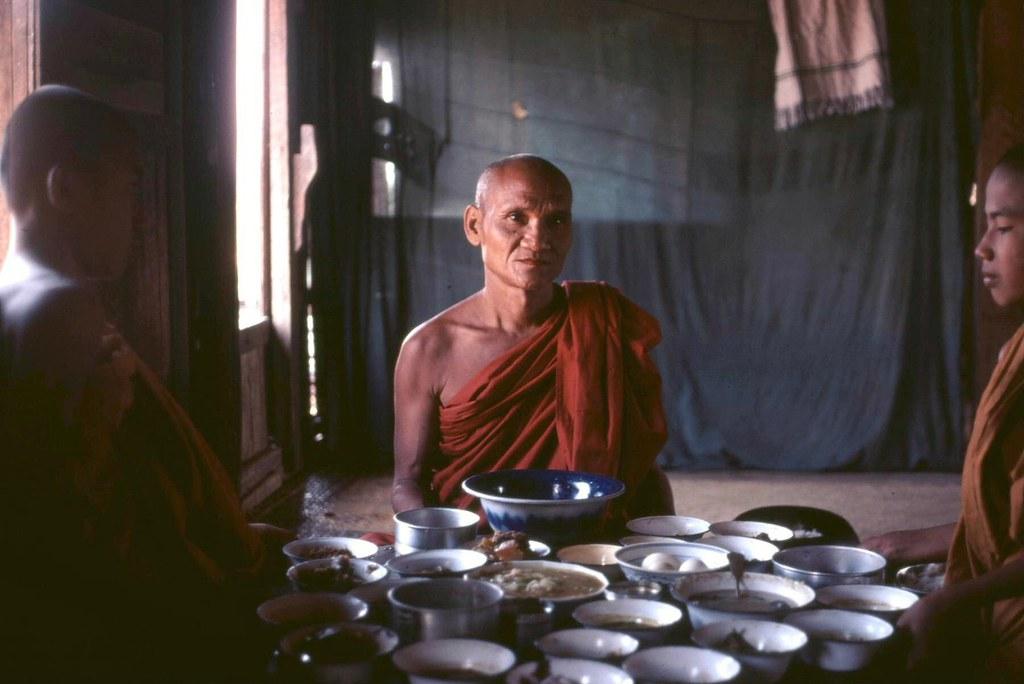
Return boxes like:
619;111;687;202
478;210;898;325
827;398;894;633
326;0;975;471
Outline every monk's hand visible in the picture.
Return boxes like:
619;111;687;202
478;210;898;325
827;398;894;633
862;529;926;566
897;587;964;672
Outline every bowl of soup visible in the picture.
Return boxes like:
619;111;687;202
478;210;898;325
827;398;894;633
783;608;894;672
468;560;608;614
573;598;683;646
814;584;918;623
461;469;624;545
671;571;815;630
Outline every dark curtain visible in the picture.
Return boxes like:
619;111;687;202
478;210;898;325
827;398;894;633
294;1;377;465
312;0;977;472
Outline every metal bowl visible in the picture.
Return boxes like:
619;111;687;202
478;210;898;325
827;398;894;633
386;549;488;578
772;545;886;588
895;562;946;595
393;507;480;551
387;578;503;643
276;622;398;684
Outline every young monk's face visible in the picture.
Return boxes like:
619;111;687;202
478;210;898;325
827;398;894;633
465;164;572;293
977;166;1024;308
71;147;140;280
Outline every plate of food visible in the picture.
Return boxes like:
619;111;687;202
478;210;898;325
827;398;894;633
464;531;551;562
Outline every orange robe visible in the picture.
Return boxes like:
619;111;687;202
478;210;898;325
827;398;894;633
434;281;667;520
948;323;1024;682
1;348;265;680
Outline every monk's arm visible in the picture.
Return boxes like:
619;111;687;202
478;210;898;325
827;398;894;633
861;523;956;566
392;333;441;513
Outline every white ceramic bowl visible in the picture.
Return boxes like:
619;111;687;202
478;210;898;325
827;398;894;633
615;542;729;585
557;544;625;580
573;598;683;647
691;619;808;683
282;536;379;565
699;535;779;572
276;622;398;684
257;592;368;629
783;608;894;672
462;469;625;545
536;628;640;661
469;560;609;606
671;571;815;630
772;545;886;588
286;557;387;593
626;515;711;540
623;646;741;683
620;534;688;546
709;521;794;544
392;638;516;684
507;658;633;684
385;549;489;578
814;584;919;623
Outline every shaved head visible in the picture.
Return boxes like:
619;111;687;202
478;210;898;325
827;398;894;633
994;144;1024;181
0;85;134;216
474;154;571;211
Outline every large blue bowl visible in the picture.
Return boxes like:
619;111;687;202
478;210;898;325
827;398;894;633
461;469;625;545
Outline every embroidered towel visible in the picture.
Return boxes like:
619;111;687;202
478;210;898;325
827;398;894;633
769;0;894;130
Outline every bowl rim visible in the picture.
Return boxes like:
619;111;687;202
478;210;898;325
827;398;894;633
282;536;379;561
625;515;711;537
615;541;731;573
572;596;684;627
391;637;516;676
782;608;895;643
278;621;399;660
461;468;626;504
535;627;641;659
709;520;795;542
690;617;810;654
286;557;388;585
771;545;886;579
814;583;919;611
257;592;369;626
385;548;490;576
387;577;504;612
393;506;481;530
670;569;816;607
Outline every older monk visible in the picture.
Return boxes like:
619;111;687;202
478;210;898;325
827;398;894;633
864;144;1024;683
391;154;673;524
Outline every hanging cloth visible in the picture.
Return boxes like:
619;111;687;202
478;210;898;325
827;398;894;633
768;0;894;130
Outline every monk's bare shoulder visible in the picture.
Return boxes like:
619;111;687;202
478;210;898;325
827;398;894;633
396;293;484;396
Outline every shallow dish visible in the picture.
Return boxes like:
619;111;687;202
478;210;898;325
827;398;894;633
623;646;741;683
557;544;624;580
772;545;886;588
895;562;946;595
257;592;368;629
276;621;398;684
393;507;480;551
671;571;815;630
287;557;387;593
709;520;794;544
815;584;918;623
626;515;710;541
691;619;808;684
619;534;687;546
506;658;633;684
700;535;779;572
573;598;683;647
282;536;379;565
536;628;640;661
462;469;625;545
386;549;488;578
392;638;516;684
615;542;729;585
783;608;893;672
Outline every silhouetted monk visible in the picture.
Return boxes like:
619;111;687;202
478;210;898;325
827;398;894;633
0;86;287;683
391;155;673;525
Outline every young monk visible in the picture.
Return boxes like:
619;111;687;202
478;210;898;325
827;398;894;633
391;154;673;524
0;86;289;682
863;144;1024;682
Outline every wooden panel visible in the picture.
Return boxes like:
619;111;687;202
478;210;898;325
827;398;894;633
240;343;269;461
241;445;283;497
242;466;283;514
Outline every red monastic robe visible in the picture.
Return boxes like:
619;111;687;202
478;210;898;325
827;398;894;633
433;281;667;520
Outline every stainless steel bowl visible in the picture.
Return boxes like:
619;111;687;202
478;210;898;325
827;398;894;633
393;507;480;551
387;578;503;643
772;545;886;588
